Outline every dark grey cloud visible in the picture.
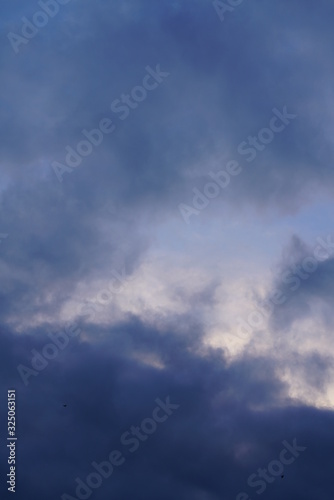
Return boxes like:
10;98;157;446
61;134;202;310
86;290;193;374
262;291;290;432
1;315;334;500
1;0;334;209
1;0;334;320
1;1;334;499
266;234;334;332
0;177;149;326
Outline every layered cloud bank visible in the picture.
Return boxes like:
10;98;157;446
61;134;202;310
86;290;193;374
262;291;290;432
1;0;334;498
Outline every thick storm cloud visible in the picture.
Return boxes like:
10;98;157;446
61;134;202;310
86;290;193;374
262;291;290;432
1;0;334;499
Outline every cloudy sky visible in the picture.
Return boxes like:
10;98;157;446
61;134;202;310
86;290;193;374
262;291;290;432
1;0;334;498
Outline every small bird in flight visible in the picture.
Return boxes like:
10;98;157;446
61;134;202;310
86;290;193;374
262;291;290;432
63;404;67;408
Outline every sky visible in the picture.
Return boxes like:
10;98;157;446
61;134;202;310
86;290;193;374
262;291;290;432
1;0;334;498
